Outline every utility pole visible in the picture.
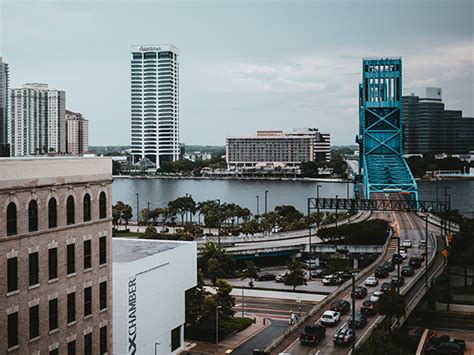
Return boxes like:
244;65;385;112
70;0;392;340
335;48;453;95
136;193;140;224
264;190;269;235
308;198;312;280
425;215;429;288
317;185;322;229
256;195;259;216
351;273;357;353
335;194;339;227
147;202;150;225
216;199;221;246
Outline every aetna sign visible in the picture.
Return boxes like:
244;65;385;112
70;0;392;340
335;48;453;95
128;277;137;354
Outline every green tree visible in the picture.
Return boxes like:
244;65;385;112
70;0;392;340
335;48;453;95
143;226;157;238
377;292;406;323
200;241;235;280
121;204;133;229
285;256;307;291
112;160;122;175
185;269;206;326
214;279;236;322
241;261;258;281
326;253;348;274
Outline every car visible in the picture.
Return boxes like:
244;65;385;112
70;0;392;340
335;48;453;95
334;271;352;280
275;273;287;283
418;240;426;249
383;260;395;272
409;256;422;268
392;254;403;264
348;313;368;329
310;268;328;278
391;275;405;287
370;291;384;302
402;239;412;248
414;252;425;262
401;265;415;277
381;282;396;293
426;342;465;355
375;267;389;279
299;324;326;346
301;259;319;270
256;273;276;281
352;286;368;299
330;299;350;314
360;300;377;316
322;275;343;286
333;326;354;346
365;276;379;287
320;310;341;326
399;250;407;259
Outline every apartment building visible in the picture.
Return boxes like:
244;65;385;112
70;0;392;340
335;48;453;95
66;110;89;155
0;57;9;157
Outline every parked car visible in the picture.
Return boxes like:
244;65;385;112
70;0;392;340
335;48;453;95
256;273;276;281
360;300;377;316
370;291;384;302
322;275;343;286
275;273;287;283
383;260;395;272
320;310;341;326
399;250;407;259
301;259;319;270
330;299;350;314
333;326;354;346
401;265;414;277
409;256;422;268
391;275;405;287
310;268;328;278
381;282;396;293
352;286;368;299
299;324;326;346
334;271;353;280
402;239;412;248
348;313;368;329
375;267;389;279
365;276;379;287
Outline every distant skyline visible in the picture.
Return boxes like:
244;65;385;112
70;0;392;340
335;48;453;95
1;0;472;146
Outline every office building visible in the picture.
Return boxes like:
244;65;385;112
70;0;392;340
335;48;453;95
403;87;474;155
113;239;196;355
0;57;9;156
289;128;331;162
0;157;113;354
66;110;89;155
10;83;66;156
130;45;180;169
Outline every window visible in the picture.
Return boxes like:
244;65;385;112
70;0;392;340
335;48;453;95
84;333;92;355
100;326;108;354
99;192;106;219
83;240;92;269
49;248;58;280
99;236;106;265
171;325;181;351
67;244;75;275
48;198;57;228
49;298;58;331
28;200;38;232
67;292;76;324
6;202;17;236
84;286;92;316
83;194;91;222
29;252;39;286
8;312;18;348
50;349;59;355
67;195;75;225
100;281;107;310
68;340;76;355
7;257;18;292
30;305;39;339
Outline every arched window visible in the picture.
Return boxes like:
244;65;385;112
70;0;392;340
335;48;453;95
48;198;57;228
67;196;75;225
6;202;17;236
99;192;106;219
83;194;91;222
28;200;38;232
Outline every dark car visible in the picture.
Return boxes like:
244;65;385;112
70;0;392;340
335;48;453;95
310;268;328;278
409;256;422;269
256;273;276;281
391;254;403;264
322;275;343;286
383;260;395;272
330;299;350;314
391;275;405;287
414;252;425;262
360;300;377;316
401;265;414;277
426;342;464;355
348;313;368;329
375;267;389;278
334;271;352;280
333;327;354;346
380;282;395;293
352;286;368;299
299;324;326;346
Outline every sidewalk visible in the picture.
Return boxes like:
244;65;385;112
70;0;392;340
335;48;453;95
182;316;270;354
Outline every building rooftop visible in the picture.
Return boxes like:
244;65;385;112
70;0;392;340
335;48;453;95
113;238;187;263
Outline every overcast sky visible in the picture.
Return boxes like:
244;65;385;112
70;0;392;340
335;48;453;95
1;0;472;146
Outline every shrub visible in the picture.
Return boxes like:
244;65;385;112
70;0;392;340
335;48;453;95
222;317;254;331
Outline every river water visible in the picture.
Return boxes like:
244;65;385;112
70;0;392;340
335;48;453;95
112;178;474;217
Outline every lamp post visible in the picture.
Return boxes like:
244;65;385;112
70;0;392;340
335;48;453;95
264;190;269;235
241;288;245;317
136;193;140;224
425;215;429;288
216;199;221;246
316;185;322;229
307;198;312;280
147;202;150;225
256;195;259;216
216;305;222;346
335;194;339;227
350;272;357;353
397;234;401;296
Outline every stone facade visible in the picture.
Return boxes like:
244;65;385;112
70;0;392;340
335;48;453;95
0;157;112;354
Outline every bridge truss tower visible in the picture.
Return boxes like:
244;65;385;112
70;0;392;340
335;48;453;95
356;58;418;200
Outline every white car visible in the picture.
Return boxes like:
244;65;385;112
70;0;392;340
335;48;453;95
399;250;407;259
402;239;412;248
370;291;384;302
320;310;341;326
365;276;379;287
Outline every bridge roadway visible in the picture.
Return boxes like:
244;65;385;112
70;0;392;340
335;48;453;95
270;210;443;354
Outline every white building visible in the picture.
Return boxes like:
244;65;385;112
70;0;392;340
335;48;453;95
184;151;212;162
130;44;180;169
10;83;66;156
113;239;196;355
66;109;89;154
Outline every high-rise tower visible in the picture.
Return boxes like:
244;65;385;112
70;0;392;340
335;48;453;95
130;45;180;169
0;57;9;157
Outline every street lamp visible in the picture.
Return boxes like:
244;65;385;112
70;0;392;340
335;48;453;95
316;185;322;229
350;272;357;353
425;215;429;288
256;195;259;216
136;193;140;224
307;198;312;280
264;190;269;235
147;202;150;225
335;194;339;227
216;199;221;246
216;305;222;346
397;234;401;296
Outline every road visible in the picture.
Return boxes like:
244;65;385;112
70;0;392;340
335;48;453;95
272;210;438;354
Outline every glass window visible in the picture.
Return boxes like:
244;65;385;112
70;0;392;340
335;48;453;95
29;305;39;339
84;286;92;316
84;333;92;355
84;240;92;269
100;326;108;354
67;292;76;324
50;349;59;355
83;194;91;222
49;298;58;331
7;257;18;292
8;312;18;348
132;52;142;60
66;196;75;225
49;248;58;280
28;200;38;232
100;281;107;310
99;236;107;265
144;52;157;59
67;244;75;275
99;192;107;219
6;202;17;236
29;252;39;286
171;325;181;351
48;198;57;228
68;340;76;355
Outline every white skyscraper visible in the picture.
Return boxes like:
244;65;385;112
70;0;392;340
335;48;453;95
10;83;66;156
130;44;180;169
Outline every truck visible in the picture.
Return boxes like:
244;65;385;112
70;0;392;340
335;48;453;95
299;324;326;346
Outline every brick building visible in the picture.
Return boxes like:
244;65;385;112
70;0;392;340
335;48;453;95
0;157;112;354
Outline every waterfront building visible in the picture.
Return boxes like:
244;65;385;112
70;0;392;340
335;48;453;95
0;57;9;157
403;87;474;155
10;83;66;156
184;151;212;162
130;44;180;169
289;128;331;162
0;157;113;354
66;110;89;155
113;238;196;355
